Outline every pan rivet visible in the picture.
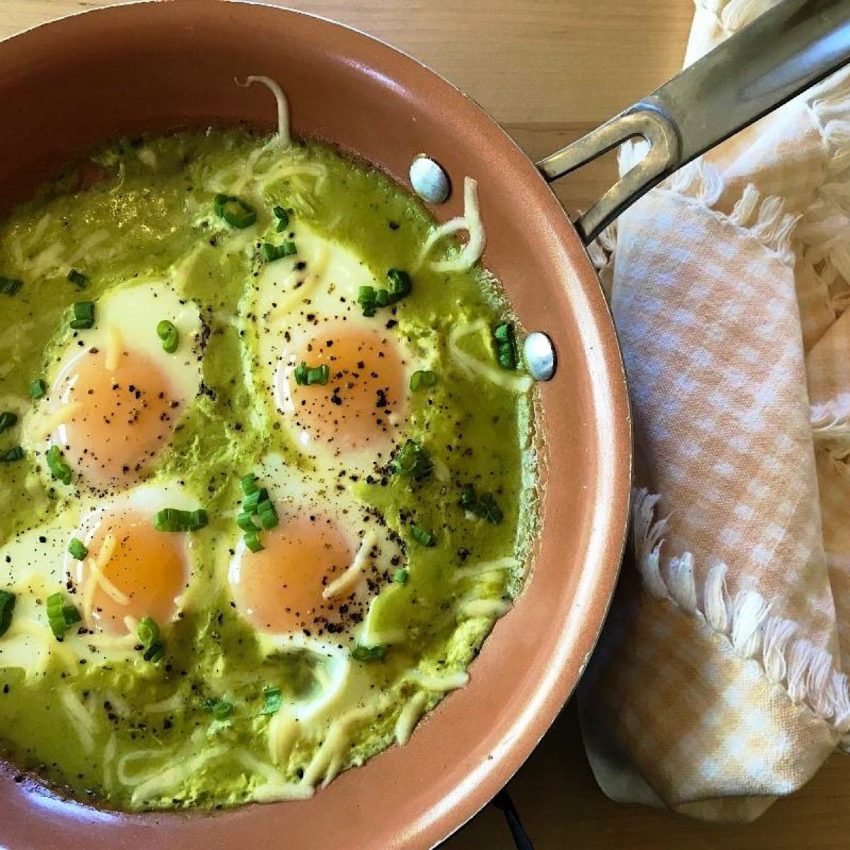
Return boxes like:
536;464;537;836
524;332;556;381
409;155;451;204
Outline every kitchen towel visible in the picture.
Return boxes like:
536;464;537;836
578;0;850;822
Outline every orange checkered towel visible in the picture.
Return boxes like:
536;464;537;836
578;0;850;822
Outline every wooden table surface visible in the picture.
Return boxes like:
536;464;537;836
3;1;850;848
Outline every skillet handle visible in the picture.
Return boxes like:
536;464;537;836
537;0;850;244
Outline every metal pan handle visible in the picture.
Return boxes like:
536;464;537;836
537;0;850;244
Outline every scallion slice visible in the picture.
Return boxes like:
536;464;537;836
293;362;329;386
257;500;278;530
46;592;80;639
273;205;290;232
0;411;18;434
68;538;88;560
358;285;377;317
240;473;258;495
0;590;16;638
156;320;179;354
394;440;432;481
260;241;297;263
0;276;22;297
29;379;46;399
138;616;165;662
393;568;409;585
70;301;95;331
458;484;503;524
46;445;72;485
67;269;89;289
214;194;257;229
410;524;435;547
153;507;208;533
203;697;233;721
260;686;282;716
351;644;385;663
0;447;23;464
409;370;437;392
386;268;412;299
493;322;519;370
244;530;264;553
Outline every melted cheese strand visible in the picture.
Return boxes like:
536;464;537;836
103;733;117;788
144;691;185;714
234;749;313;801
82;534;125;624
454;556;519;581
105;324;123;371
404;670;470;692
116;749;169;787
417;177;485;273
461;598;512;618
32;402;83;442
302;704;375;788
60;690;95;754
448;319;532;393
395;691;428;745
322;529;378;600
131;745;229;805
236;75;291;146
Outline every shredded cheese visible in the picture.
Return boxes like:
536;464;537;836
234;749;314;801
117;748;168;787
103;733;117;789
137;148;157;169
60;690;95;754
461;598;512;619
302;705;375;788
417;177;485;273
268;709;300;767
454;556;519;581
144;692;185;714
236;75;291;147
82;534;124;623
404;670;470;692
31;402;83;442
131;745;229;805
395;691;428;745
105;324;124;371
322;529;378;600
448;319;533;393
67;228;109;267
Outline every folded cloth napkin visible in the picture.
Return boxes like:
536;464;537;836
577;0;850;822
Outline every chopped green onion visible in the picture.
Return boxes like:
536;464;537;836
153;507;208;532
260;241;297;263
394;440;432;481
137;616;165;662
46;592;80;639
351;644;386;663
386;268;412;299
70;300;95;331
476;493;504;524
273;205;290;232
459;484;503;524
260;686;282;716
242;487;269;513
156;320;179;354
236;511;259;532
240;473;258;495
67;269;89;289
410;524;435;547
393;568;409;585
257;500;279;530
409;370;437;392
493;322;519;370
358;285;377;317
68;538;88;560
244;530;264;553
0;276;22;297
0;411;18;433
29;379;46;399
203;698;233;721
0;447;23;464
0;590;16;638
46;445;72;485
293;362;329;386
214;194;257;229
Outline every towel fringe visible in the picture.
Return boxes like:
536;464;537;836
693;0;773;34
631;488;850;733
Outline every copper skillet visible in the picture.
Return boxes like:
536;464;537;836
0;1;848;848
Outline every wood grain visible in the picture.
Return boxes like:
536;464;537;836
3;2;849;848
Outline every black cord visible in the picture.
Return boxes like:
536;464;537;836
492;789;535;850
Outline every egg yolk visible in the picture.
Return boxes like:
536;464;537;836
228;514;357;635
52;347;182;487
278;324;408;456
70;509;188;633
